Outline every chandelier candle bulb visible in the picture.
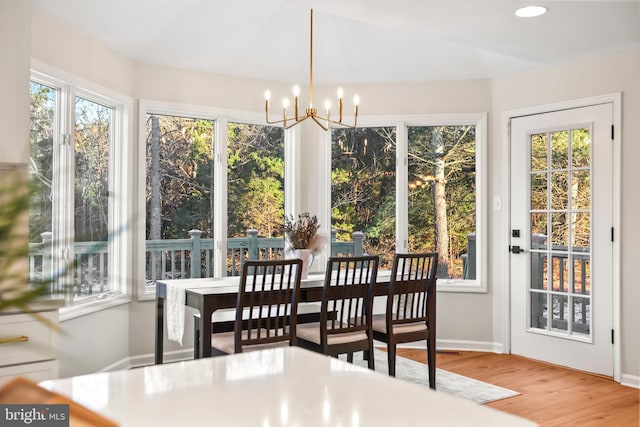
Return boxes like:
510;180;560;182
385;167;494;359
325;100;331;127
293;85;300;120
283;98;289;127
264;90;271;112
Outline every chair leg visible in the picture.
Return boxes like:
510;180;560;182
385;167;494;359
387;342;396;377
427;337;436;389
366;345;375;370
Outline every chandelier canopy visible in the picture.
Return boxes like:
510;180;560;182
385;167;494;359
264;9;359;131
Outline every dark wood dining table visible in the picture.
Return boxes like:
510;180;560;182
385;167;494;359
155;272;399;364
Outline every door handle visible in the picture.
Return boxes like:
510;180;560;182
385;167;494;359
510;245;526;254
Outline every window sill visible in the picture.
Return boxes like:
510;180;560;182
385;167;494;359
137;288;156;302
436;279;487;293
59;293;131;322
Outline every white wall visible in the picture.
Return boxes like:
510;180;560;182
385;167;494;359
23;9;639;380
0;0;30;164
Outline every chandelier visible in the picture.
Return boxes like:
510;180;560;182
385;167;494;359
264;9;359;131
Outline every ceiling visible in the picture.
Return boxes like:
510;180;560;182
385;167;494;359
31;0;640;85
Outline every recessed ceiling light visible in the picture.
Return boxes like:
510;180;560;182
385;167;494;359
515;6;548;18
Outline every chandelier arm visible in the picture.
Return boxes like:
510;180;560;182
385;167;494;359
310;115;329;131
314;114;358;129
282;115;312;129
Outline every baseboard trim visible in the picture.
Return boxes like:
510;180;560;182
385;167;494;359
390;339;504;354
620;373;640;389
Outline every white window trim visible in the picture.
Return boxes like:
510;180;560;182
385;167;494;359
30;60;134;319
325;113;488;293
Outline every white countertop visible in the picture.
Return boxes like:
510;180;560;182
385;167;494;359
41;347;535;427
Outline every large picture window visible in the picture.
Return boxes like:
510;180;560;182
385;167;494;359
145;113;215;282
331;127;396;267
227;123;285;239
408;125;477;280
330;115;486;291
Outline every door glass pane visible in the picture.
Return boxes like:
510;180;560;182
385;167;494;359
551;255;568;292
572;128;590;168
551;213;568;248
530;133;547;171
530;213;547;246
572;296;591;335
530;291;546;329
530;173;547;210
551;130;568;170
74;97;112;299
572;255;590;295
333;127;396;268
530;252;546;290
551;294;569;332
551;171;568;210
571;170;590;209
572;212;590;248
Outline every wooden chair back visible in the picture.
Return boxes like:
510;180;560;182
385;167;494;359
387;252;438;333
234;258;303;352
321;255;379;346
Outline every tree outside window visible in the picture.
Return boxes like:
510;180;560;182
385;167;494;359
408;125;476;280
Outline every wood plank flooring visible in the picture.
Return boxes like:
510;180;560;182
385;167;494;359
397;348;639;427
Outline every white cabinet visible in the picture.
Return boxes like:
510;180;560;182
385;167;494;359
0;309;60;386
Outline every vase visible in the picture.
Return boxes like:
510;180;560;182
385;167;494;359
292;248;314;279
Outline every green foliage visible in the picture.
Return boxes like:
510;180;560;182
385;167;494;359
331;127;396;265
146;115;215;239
227;123;284;238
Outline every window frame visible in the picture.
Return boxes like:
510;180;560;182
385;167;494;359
326;113;488;293
30;61;134;319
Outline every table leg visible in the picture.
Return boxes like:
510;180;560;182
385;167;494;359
155;296;164;364
193;314;201;359
199;309;213;358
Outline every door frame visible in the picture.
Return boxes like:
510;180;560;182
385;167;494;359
500;93;621;382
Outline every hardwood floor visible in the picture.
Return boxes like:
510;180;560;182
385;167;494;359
397;348;639;427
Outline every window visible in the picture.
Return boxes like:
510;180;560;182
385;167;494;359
331;126;396;267
227;122;285;240
29;68;132;318
330;115;486;292
145;113;215;283
408;125;477;281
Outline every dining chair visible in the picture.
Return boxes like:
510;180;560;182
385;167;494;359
371;252;438;388
210;258;303;354
296;255;379;369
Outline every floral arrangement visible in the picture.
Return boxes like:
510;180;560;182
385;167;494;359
283;212;325;254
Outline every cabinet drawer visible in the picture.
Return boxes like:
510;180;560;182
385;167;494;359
0;311;58;366
0;360;59;386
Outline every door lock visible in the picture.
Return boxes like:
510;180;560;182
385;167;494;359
510;245;525;254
